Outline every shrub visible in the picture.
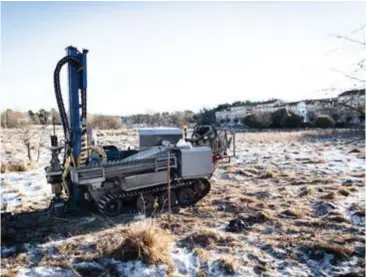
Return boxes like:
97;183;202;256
216;257;240;274
243;112;272;128
270;108;303;128
335;122;346;128
1;109;31;128
89;114;123;130
1;162;36;173
300;122;314;128
314;115;335;128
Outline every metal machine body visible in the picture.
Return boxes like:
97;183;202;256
2;46;235;239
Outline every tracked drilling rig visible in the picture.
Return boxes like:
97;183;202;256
1;46;235;238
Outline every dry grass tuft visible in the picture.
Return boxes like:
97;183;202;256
348;186;359;193
358;151;366;159
39;258;72;269
349;203;365;216
299;186;316;197
216;256;240;274
257;209;276;222
57;241;78;254
0;162;36;173
280;208;305;219
238;167;260;177
254;264;268;273
183;228;235;249
197;270;207;277
309;177;333;185
350;171;365;178
322;191;337;200
348;147;363;154
193;248;212;263
258;170;278;179
338;188;351;197
0;270;18;277
237;196;264;205
1;181;11;188
98;222;174;272
298;157;326;164
15;253;30;266
302;241;354;259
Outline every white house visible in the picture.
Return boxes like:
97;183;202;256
215;110;232;122
251;99;284;113
337;89;365;106
280;101;309;122
215;99;285;124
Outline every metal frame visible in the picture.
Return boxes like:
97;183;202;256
217;129;236;163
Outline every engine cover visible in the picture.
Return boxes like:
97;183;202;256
180;146;212;179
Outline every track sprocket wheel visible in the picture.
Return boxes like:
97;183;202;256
136;194;155;214
159;190;178;211
194;179;211;200
98;193;122;217
178;187;195;208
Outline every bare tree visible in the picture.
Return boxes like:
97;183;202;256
332;24;365;84
1;109;30;128
36;120;52;162
19;124;38;162
318;25;366;120
170;111;186;127
18;111;51;162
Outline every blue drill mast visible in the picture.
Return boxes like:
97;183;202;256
66;46;88;208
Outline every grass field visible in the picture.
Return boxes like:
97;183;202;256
1;127;365;277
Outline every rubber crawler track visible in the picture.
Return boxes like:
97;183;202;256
97;178;211;216
0;179;211;242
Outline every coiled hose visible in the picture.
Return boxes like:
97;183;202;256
77;145;107;166
53;55;89;166
53;56;82;141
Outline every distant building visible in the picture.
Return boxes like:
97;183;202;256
280;101;309;122
215;89;365;126
251;99;284;113
215;99;284;124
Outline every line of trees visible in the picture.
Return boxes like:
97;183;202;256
0;108;198;130
1;108;62;128
124;110;196;127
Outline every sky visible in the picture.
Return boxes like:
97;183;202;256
1;1;365;116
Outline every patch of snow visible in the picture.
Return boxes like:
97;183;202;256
337;189;365;226
16;266;75;277
113;259;168;277
172;247;200;276
79;217;96;224
1;246;17;258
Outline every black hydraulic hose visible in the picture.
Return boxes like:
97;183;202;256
53;56;83;140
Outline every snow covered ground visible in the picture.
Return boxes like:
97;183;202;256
1;128;365;276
